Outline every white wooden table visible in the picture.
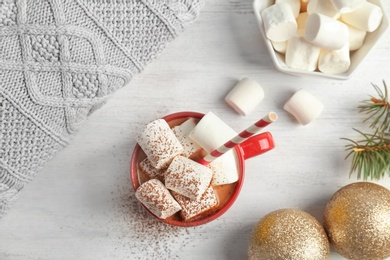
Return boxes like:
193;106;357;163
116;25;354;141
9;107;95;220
1;1;390;259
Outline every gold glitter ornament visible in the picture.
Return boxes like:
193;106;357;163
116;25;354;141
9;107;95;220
248;209;330;260
324;182;390;260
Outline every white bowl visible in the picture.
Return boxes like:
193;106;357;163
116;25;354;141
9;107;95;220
253;0;389;80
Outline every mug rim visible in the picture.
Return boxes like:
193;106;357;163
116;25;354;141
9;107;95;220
130;111;245;227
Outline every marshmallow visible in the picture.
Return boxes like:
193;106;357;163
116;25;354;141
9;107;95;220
284;89;324;125
139;158;166;182
305;13;348;50
275;0;301;18
307;0;340;19
271;40;288;54
172;187;218;221
189;112;237;153
331;0;366;14
172;118;201;157
225;78;265;116
319;42;350;74
165;156;213;201
136;119;183;169
135;179;181;219
261;3;298;42
347;24;367;51
208;150;239;186
341;2;383;32
285;35;321;71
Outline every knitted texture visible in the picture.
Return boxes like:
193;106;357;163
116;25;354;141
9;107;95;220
0;0;203;218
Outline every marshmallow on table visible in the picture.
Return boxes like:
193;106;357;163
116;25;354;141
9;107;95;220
172;187;218;221
319;42;350;74
275;0;301;18
307;0;340;19
135;179;181;219
305;13;348;50
208;150;239;186
341;2;383;32
225;78;265;116
189;111;237;153
347;24;367;51
284;89;324;125
139;158;166;182
285;35;321;71
165;156;213;201
136;119;183;169
331;0;366;14
172;118;201;157
261;3;298;42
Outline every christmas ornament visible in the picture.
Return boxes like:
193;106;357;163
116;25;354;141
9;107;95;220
324;182;390;260
248;209;329;260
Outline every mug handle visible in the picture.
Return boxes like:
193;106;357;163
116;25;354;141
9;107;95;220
239;132;275;160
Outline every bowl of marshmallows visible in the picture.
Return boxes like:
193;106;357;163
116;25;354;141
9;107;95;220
254;0;389;79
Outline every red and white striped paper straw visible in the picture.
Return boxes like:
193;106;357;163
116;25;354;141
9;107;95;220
198;112;278;166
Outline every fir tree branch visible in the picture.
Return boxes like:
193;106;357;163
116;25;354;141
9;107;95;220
342;129;390;180
358;81;390;133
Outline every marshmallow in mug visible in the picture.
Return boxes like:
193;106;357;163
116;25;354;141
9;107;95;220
172;187;219;221
261;2;297;42
342;2;383;32
172;118;201;157
225;78;265;116
207;150;239;186
135;179;182;219
331;0;366;14
189;111;237;153
136;119;183;169
284;89;324;125
305;13;349;51
165;156;213;201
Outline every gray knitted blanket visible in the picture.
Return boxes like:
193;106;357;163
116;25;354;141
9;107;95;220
0;0;203;218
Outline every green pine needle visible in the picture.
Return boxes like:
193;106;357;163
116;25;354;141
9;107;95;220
358;81;390;133
342;129;390;180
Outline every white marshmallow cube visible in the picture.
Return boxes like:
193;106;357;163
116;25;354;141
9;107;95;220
165;156;213;201
136;119;183;169
261;3;298;42
347;24;367;51
172;187;218;221
225;78;265;116
135;179;181;219
285;35;321;71
319;42;350;74
172;118;201;157
341;2;383;32
307;0;340;19
284;89;324;125
331;0;366;14
189;112;237;153
305;13;348;50
139;158;166;182
208;150;239;186
275;0;301;18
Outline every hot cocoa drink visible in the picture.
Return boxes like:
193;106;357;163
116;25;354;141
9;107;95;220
133;114;242;226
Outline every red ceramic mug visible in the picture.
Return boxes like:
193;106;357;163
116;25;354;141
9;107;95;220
130;111;275;227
